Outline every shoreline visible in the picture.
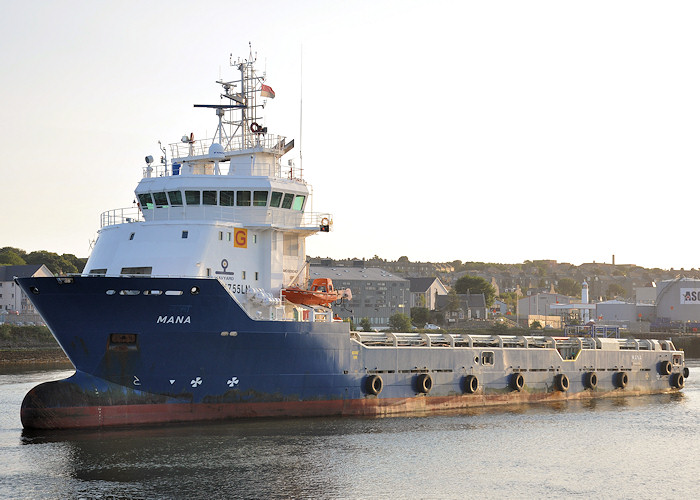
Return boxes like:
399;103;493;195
0;347;73;370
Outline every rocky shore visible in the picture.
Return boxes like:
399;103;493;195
0;347;71;367
0;324;72;370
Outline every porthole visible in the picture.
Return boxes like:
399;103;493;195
190;286;200;295
29;286;40;295
106;290;116;295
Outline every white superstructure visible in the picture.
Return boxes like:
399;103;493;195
84;47;331;318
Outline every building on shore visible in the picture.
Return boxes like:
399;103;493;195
408;277;448;310
0;264;53;324
308;265;410;329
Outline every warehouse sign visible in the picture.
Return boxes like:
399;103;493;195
680;288;700;304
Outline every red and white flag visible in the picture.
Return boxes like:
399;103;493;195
260;84;275;99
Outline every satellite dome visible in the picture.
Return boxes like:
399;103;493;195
209;143;225;159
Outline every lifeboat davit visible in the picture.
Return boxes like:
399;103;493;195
282;278;352;307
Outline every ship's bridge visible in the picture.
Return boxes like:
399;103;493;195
101;136;331;233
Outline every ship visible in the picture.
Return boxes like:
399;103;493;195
16;48;688;430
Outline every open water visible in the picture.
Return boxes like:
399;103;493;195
1;361;699;500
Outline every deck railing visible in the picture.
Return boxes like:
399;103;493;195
350;332;670;351
100;206;331;230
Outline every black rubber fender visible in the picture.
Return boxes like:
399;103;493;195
365;374;383;395
683;366;690;379
416;373;433;394
584;371;597;390
659;360;672;376
615;372;628;389
463;375;479;394
672;372;685;389
510;372;524;392
555;373;569;392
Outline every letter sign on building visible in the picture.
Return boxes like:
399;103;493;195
680;288;700;304
234;228;247;248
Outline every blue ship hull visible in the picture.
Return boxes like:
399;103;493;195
16;276;687;429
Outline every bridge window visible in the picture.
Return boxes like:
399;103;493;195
220;191;234;206
185;191;200;205
292;195;306;211
253;191;269;206
281;193;294;209
138;193;153;209
203;190;217;205
168;191;183;206
120;267;152;275
270;191;283;207
152;192;168;206
236;191;251;206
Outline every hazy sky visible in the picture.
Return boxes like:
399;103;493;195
2;1;699;270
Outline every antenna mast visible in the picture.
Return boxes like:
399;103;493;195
299;46;303;179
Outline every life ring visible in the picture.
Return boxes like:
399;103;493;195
510;372;524;392
615;372;628;389
250;122;262;134
584;371;597;390
555;373;569;392
683;366;690;379
659;360;672;376
463;375;479;394
321;217;329;227
416;373;433;394
671;373;685;389
365;374;383;395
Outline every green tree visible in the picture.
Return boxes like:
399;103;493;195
450;260;465;272
446;289;461;311
24;251;78;275
498;292;518;312
410;307;430;327
359;317;371;332
556;278;580;297
388;313;412;332
454;275;496;307
530;320;542;329
61;253;87;273
0;248;26;265
606;283;626;298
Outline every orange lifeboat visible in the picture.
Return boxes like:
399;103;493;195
282;278;352;307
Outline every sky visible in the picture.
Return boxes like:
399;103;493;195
2;0;700;270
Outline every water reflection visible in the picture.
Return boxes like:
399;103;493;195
5;361;700;499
